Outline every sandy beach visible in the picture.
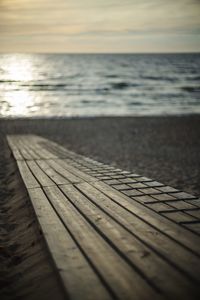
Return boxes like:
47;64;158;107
0;115;200;299
1;115;200;195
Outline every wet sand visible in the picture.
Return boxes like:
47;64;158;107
0;115;200;299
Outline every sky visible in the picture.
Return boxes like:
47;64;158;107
0;0;200;53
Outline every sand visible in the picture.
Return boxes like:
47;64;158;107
0;115;199;299
1;115;200;195
0;134;65;299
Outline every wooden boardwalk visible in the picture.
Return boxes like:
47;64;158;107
7;134;200;300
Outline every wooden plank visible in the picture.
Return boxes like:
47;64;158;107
152;194;177;201
156;186;178;193
104;179;121;185
60;184;198;299
7;136;23;160
11;149;23;160
167;201;197;210
170;192;197;200
128;183;147;189
185;198;200;208
162;211;197;224
144;181;164;188
16;160;40;189
39;139;74;159
16;136;41;160
29;144;58;160
80;182;200;278
7;135;18;149
111;184;132;190
19;135;59;159
93;182;200;254
13;137;34;160
46;159;82;184
123;189;144;197
186;209;200;219
55;159;99;183
44;185;159;300
147;202;173;212
28;188;111;300
36;160;70;185
19;140;40;159
183;223;200;235
27;160;55;187
137;188;162;195
19;148;33;160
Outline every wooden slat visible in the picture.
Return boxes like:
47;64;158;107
6;134;200;299
77;182;200;282
92;182;200;255
7;136;23;160
20;141;40;159
39;139;75;158
60;184;198;299
44;185;159;300
11;149;23;160
16;160;40;189
46;159;82;184
55;159;99;183
36;160;70;185
28;188;111;300
27;160;55;187
28;144;58;160
19;135;58;159
12;137;32;160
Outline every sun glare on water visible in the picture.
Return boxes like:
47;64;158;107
3;91;35;116
5;56;34;81
1;55;36;116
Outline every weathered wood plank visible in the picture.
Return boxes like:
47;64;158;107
13;137;34;160
44;185;159;300
77;182;200;280
60;184;198;299
16;160;40;189
19;140;40;159
55;159;99;183
27;160;55;187
39;139;75;159
93;182;200;254
19;135;58;159
7;136;23;160
29;144;58;160
28;187;111;300
36;160;70;185
46;159;82;184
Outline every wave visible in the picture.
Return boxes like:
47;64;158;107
105;74;118;78
0;80;20;83
182;86;200;93
140;76;177;82
111;82;139;90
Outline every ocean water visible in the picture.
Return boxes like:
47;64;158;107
0;53;200;117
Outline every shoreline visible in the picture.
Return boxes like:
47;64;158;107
1;113;200;120
0;115;200;196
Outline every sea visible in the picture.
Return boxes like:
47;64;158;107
0;53;199;118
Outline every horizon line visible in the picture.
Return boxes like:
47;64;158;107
0;51;200;55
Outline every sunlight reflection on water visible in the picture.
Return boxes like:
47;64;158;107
3;55;34;81
0;53;200;117
1;91;35;116
0;55;36;116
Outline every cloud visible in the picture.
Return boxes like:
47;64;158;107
0;0;200;52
